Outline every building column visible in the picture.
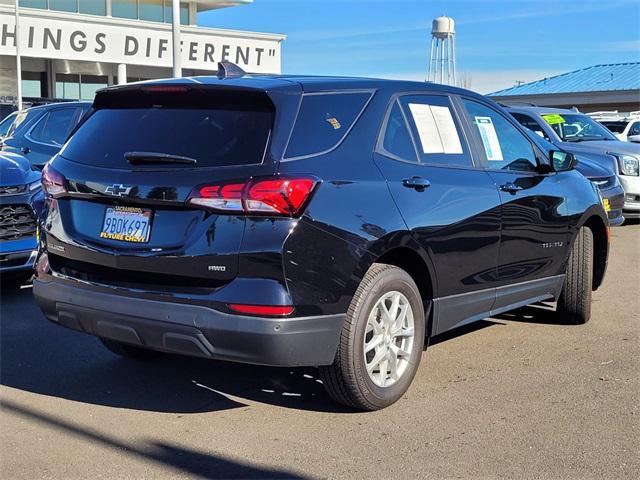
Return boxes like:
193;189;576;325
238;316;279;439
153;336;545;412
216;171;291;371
47;60;56;98
189;2;197;26
117;63;127;85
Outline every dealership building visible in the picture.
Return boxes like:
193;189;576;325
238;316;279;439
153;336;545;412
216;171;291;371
489;62;640;113
0;0;284;101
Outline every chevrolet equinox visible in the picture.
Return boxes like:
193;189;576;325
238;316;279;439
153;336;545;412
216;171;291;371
34;66;609;410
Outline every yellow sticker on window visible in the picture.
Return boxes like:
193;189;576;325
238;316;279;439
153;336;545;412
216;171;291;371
603;198;611;212
542;114;566;125
326;117;341;130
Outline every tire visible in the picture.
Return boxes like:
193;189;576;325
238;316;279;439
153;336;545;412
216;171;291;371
319;263;425;411
99;338;162;360
557;226;593;324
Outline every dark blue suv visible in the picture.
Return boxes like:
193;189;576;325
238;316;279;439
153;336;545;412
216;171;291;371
33;69;609;410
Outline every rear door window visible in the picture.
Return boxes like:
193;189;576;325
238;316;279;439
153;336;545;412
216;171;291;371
28;107;80;146
380;101;418;162
60;107;274;168
284;91;373;159
399;95;470;167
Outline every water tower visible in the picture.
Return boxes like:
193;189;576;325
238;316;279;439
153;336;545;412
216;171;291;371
428;16;457;86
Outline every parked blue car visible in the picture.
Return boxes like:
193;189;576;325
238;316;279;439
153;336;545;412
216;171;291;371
0;152;43;280
1;101;91;168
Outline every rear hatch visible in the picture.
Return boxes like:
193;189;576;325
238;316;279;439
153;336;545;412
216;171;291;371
45;84;285;289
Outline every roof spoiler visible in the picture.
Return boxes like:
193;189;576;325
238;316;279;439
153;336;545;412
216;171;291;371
217;61;247;80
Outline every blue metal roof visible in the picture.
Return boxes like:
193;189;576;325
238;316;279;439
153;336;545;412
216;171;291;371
490;62;640;96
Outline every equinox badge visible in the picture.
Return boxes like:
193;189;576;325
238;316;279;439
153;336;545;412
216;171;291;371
105;184;133;197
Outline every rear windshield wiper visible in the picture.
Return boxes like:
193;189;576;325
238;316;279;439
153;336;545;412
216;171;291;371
125;152;198;165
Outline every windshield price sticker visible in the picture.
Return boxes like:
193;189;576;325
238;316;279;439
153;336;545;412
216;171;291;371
474;116;503;161
542;114;566;125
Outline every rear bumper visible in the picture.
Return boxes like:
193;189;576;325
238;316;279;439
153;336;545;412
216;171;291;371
33;278;344;367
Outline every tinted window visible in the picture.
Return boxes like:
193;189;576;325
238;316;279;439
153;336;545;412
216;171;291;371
29;108;78;146
382;101;417;162
285;92;372;159
463;100;537;172
601;121;627;134
511;112;550;140
629;122;640;136
0;112;17;137
400;95;470;167
61;107;273;168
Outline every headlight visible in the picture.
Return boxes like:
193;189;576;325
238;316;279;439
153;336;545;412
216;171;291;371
616;154;640;176
29;180;41;192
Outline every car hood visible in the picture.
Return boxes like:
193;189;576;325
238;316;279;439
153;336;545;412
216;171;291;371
0;151;41;186
559;139;640;157
573;152;616;179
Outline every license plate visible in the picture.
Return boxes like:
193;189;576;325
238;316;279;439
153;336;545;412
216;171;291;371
100;206;152;243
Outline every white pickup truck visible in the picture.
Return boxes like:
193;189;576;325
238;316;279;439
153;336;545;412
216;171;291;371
588;111;640;143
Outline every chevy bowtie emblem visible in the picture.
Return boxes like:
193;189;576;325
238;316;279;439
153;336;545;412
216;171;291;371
105;184;133;196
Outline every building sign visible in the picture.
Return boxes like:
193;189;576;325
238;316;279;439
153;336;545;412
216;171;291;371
0;9;282;74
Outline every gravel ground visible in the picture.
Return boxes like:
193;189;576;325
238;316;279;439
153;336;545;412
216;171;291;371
1;223;638;479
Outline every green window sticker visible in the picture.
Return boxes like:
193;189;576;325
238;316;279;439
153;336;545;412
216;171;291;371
542;114;566;125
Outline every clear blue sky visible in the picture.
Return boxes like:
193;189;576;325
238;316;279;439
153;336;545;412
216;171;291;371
199;0;640;93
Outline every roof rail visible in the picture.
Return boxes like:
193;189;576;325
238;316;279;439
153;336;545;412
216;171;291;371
217;61;247;80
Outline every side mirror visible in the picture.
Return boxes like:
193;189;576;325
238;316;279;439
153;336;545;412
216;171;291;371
550;150;576;172
627;134;640;143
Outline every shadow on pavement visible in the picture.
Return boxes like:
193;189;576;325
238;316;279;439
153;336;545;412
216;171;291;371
1;399;308;479
2;284;519;414
492;301;568;325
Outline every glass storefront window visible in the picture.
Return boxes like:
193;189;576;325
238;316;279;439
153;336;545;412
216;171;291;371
79;75;108;101
49;0;77;13
22;72;45;98
20;0;187;23
79;0;106;16
139;0;163;22
164;1;189;25
56;74;81;100
19;0;47;8
112;0;137;19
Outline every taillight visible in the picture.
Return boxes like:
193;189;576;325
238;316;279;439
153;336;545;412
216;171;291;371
42;163;67;197
188;176;319;217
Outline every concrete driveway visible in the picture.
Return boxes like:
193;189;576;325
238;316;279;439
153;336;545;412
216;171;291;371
1;223;638;479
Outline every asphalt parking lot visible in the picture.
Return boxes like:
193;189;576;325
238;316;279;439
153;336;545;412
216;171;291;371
1;223;638;480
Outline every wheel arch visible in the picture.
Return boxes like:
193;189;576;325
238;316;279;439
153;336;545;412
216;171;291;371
357;233;437;337
575;208;609;291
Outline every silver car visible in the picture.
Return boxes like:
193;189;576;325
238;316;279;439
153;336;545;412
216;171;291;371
507;106;640;221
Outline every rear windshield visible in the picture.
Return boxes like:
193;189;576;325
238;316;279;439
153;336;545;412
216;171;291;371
284;92;373;159
60;107;273;168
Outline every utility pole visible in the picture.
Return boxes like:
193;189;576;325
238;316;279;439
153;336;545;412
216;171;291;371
15;0;22;110
172;0;182;78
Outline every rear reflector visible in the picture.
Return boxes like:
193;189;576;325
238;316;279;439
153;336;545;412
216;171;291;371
228;304;294;316
188;176;318;217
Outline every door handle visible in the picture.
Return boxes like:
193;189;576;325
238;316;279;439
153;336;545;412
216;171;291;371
21;147;30;155
500;182;523;194
402;176;431;191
